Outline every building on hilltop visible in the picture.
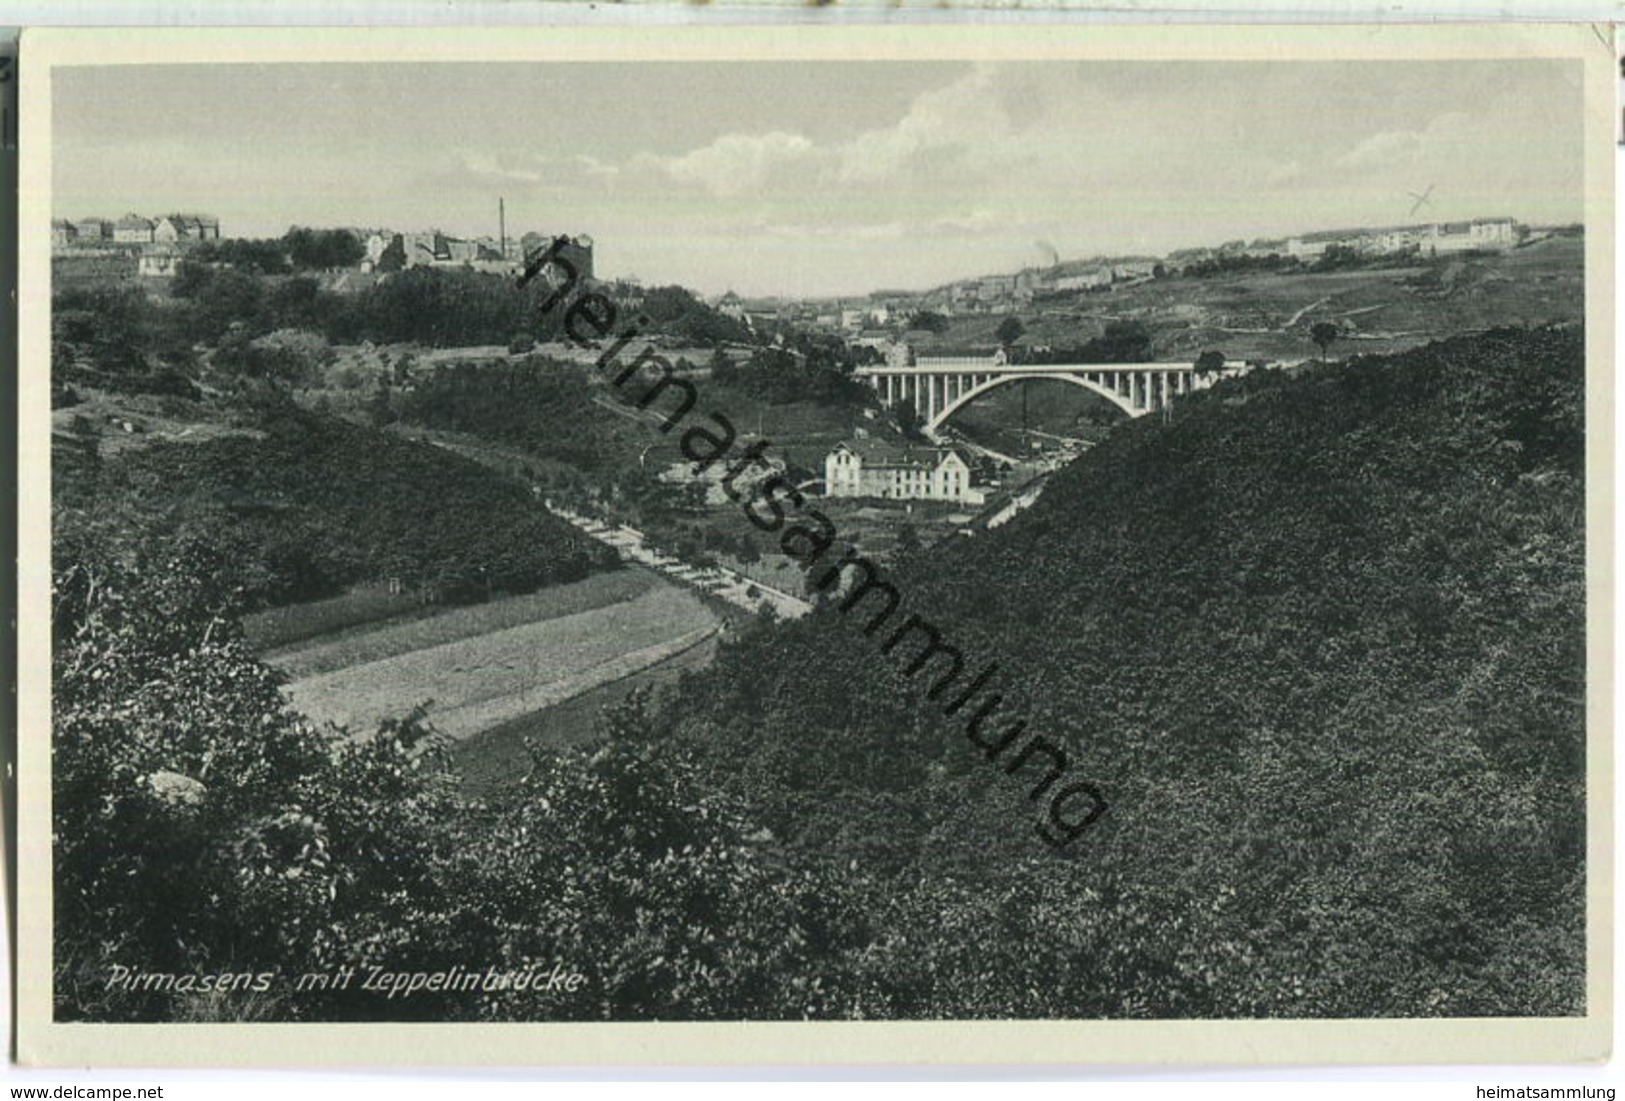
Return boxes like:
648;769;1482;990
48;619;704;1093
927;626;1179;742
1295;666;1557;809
1287;218;1521;259
824;439;980;504
71;217;112;242
56;212;219;256
359;228;563;273
154;214;221;242
1427;217;1519;254
1053;268;1111;292
519;232;594;282
113;214;157;244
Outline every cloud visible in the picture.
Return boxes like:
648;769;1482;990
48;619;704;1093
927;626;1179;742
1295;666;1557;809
836;65;1008;185
649;131;821;198
460;151;543;184
572;154;620;180
1338;112;1474;172
1338;129;1426;171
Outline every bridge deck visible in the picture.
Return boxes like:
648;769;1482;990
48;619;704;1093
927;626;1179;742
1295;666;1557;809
855;361;1201;376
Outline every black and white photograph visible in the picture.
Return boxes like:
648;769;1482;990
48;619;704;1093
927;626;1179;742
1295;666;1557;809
15;24;1614;1066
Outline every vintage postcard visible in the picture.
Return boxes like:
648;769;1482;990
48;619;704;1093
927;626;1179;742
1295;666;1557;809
14;23;1615;1066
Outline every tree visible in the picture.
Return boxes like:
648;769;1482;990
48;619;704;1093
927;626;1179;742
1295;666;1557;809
996;316;1025;347
894;397;925;440
367;379;397;427
1195;350;1227;376
217;328;333;388
1079;320;1154;363
907;310;951;334
374;235;406;273
894;521;922;562
283;227;365;272
1311;321;1340;358
189;267;270;343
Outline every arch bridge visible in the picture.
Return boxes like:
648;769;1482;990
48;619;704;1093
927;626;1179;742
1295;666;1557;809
855;355;1215;435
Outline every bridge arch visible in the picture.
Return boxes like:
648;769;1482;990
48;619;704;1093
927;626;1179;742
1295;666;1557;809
928;370;1138;433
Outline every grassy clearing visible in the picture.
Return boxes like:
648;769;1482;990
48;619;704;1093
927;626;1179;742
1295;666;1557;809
279;582;718;742
928;236;1583;365
453;631;720;794
244;587;431;653
261;567;659;678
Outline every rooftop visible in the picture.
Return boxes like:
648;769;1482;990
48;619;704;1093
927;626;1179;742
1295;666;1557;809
833;438;969;471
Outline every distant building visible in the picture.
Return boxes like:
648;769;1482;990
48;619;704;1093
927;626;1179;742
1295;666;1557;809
660;439;785;504
71;217;112;242
1287;230;1362;259
154;214;221;243
1287;218;1521;260
1110;260;1158;281
887;340;918;367
57;212;217;255
113;214;156;244
716;291;745;320
1375;227;1425;253
1427;217;1518;254
1053;268;1111;292
824;439;978;504
401;231;452;266
519;232;594;281
137;244;184;277
1242;238;1288;258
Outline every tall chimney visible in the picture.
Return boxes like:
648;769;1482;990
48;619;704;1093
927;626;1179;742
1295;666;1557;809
499;197;507;260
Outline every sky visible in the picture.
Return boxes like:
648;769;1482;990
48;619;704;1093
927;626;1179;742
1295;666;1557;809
53;59;1584;298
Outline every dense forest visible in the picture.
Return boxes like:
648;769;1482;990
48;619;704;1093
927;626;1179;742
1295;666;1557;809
54;326;1586;1021
634;325;1586;1017
392;359;630;471
709;341;874;406
52;258;753;396
56;405;613;610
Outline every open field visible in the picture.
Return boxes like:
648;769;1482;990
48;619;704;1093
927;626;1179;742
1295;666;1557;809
245;586;430;653
258;567;659;677
453;629;720;794
276;580;719;742
920;236;1584;364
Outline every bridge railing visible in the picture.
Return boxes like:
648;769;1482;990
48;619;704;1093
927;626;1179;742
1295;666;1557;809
914;356;1000;367
857;361;1204;375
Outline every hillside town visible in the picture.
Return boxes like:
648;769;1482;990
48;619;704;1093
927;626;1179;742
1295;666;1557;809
52;211;596;285
49;209;1569;515
44;46;1593;1039
52;211;1527;318
712;216;1530;333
